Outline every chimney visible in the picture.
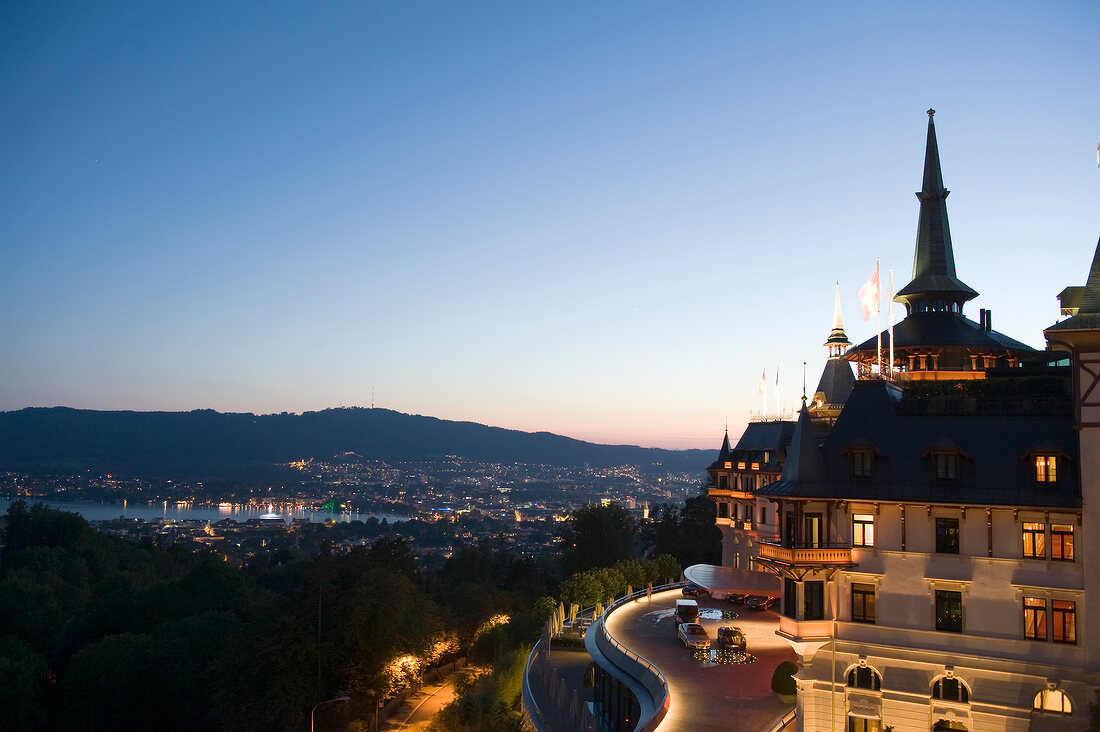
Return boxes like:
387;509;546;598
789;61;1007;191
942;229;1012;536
979;308;987;329
986;310;992;332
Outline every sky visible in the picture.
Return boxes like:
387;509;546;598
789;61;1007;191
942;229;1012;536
2;2;1098;450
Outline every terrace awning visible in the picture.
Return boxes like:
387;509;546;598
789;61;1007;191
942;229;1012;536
683;564;782;596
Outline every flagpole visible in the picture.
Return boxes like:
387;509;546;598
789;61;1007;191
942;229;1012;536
888;270;895;376
876;259;882;377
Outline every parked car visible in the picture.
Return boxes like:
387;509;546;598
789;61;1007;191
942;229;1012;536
746;595;778;611
677;622;710;649
681;583;710;598
716;626;747;652
725;593;749;605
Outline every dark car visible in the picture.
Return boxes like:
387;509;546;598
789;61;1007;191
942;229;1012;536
725;593;749;605
716;626;747;652
746;595;777;611
681;583;710;598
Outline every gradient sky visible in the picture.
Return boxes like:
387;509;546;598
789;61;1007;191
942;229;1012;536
2;2;1098;449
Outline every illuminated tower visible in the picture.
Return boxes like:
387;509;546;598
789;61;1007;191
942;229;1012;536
845;111;1036;379
809;285;855;421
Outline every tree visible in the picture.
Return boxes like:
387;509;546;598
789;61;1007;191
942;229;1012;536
558;504;636;574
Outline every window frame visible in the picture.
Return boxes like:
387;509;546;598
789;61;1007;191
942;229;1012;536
1052;600;1076;644
852;450;873;478
804;580;825;621
935;451;958;480
846;666;881;691
934;589;963;633
1034;455;1058;483
932;677;969;703
1021;522;1046;559
1023;597;1047;641
852;514;875;548
851;583;876;624
935;517;960;554
1051;524;1075;561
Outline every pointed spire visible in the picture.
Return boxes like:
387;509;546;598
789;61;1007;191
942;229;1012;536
824;283;852;356
1077;234;1100;315
779;402;826;483
718;429;732;460
895;110;979;314
1046;234;1100;337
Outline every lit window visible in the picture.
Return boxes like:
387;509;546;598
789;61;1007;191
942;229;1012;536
852;450;873;478
1022;522;1046;559
737;462;746;470
1052;600;1076;643
853;514;875;547
1051;524;1074;561
847;717;881;732
935;590;962;632
1035;455;1058;482
935;518;960;554
932;677;969;703
724;461;732;469
751;462;760;471
1034;689;1073;714
1023;597;1046;640
846;666;881;690
851;583;876;624
936;452;958;480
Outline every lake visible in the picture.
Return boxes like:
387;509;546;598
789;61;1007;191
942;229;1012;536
0;497;408;525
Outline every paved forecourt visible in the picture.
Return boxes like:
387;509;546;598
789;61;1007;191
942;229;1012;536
602;589;797;732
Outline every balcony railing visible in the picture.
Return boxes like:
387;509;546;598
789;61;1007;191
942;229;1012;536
758;541;854;565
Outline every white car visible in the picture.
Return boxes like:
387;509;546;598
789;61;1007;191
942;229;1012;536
677;622;710;649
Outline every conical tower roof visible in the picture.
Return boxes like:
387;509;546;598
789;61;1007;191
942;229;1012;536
779;401;826;483
894;110;979;312
1047;234;1100;334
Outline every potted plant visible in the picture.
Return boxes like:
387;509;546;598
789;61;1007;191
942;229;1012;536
771;661;798;704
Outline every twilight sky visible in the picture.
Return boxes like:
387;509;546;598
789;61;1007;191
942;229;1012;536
2;2;1098;449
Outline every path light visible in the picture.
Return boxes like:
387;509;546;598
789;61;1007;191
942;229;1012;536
310;695;350;732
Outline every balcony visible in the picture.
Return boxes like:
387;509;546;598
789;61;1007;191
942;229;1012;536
757;541;855;578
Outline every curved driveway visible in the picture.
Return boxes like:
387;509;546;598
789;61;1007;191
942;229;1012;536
602;590;797;732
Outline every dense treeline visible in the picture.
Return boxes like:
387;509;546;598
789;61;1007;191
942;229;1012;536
0;486;720;732
0;502;553;732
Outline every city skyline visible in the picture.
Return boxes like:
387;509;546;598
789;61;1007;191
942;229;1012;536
3;2;1098;449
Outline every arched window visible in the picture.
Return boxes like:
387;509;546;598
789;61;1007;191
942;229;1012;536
846;666;881;691
932;677;969;703
1034;689;1073;714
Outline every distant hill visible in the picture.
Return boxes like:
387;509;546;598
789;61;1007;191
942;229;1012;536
0;407;712;480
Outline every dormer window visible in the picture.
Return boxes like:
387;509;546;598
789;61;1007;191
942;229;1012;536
737;462;746;470
1035;455;1058;483
936;452;958;480
852;450;873;478
724;461;732;469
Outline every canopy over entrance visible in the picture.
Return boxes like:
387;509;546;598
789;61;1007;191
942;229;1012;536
683;564;782;596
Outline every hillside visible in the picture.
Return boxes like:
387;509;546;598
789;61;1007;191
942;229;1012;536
0;406;711;479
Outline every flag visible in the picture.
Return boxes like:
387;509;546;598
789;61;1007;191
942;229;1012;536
859;263;880;321
757;369;766;394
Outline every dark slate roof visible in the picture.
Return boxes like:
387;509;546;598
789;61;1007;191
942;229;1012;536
848;311;1037;355
733;420;795;452
778;407;827;483
814;358;855;404
895;110;979;308
760;379;1080;508
1047;234;1100;334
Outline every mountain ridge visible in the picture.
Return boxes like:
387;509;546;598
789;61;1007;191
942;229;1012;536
0;406;712;480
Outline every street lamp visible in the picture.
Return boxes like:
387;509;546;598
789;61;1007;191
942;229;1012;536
311;695;350;732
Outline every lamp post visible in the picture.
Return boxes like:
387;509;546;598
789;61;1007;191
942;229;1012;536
311;695;350;732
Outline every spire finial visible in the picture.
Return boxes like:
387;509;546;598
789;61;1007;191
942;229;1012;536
927;108;935;118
